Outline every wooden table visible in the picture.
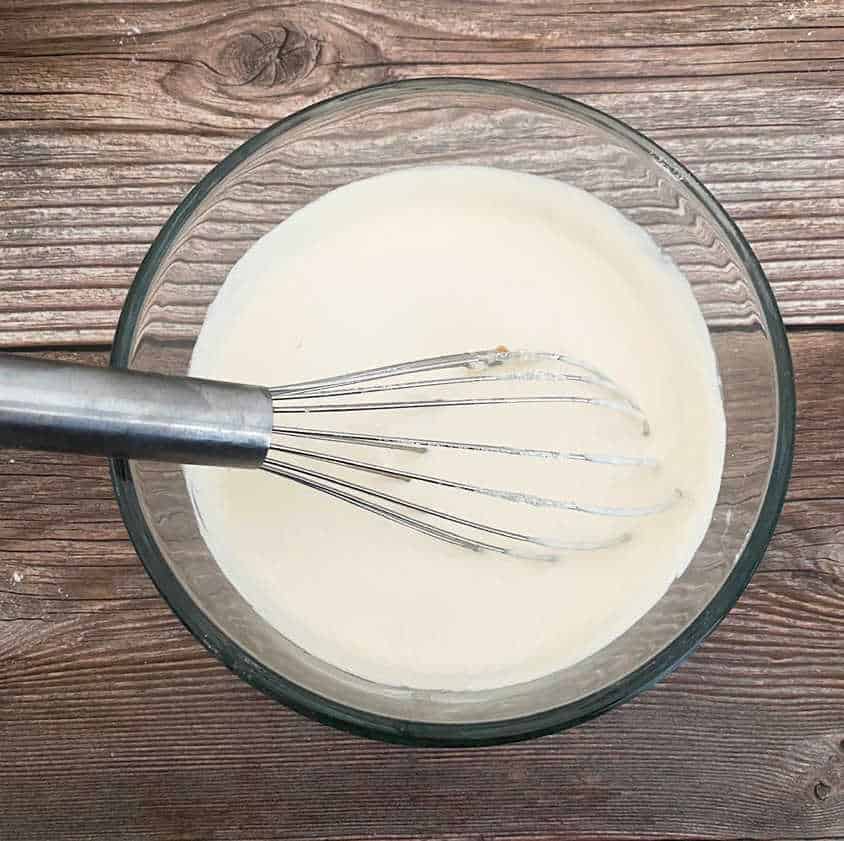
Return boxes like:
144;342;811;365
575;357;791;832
2;2;843;839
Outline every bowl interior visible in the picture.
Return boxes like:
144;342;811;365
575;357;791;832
112;79;793;745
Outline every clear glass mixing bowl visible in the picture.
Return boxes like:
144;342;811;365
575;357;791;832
111;78;795;746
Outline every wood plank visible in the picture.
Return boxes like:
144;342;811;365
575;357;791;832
0;332;842;840
1;572;843;841
2;0;844;345
786;330;844;503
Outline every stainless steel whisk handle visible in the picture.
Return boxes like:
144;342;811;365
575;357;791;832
0;354;273;467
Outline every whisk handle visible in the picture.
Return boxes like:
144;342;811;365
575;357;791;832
0;354;272;467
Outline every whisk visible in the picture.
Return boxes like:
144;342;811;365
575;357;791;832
0;348;673;561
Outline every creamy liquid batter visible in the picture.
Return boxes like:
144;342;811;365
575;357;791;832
186;166;725;691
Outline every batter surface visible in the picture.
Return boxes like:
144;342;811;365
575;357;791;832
186;166;725;690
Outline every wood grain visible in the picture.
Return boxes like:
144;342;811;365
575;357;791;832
2;0;844;344
0;332;842;841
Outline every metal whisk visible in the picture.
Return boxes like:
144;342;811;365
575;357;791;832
0;348;672;561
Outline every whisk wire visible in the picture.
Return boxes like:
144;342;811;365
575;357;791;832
267;443;671;518
269;349;631;399
261;348;674;559
263;456;630;560
271;425;656;466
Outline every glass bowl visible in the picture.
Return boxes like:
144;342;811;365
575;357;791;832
110;78;795;746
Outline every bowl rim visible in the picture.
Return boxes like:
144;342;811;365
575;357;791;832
110;77;796;747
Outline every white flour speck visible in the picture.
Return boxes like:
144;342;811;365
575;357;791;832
12;571;23;584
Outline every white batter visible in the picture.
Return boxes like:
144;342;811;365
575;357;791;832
186;166;725;690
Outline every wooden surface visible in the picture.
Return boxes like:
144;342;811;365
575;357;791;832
1;2;843;839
